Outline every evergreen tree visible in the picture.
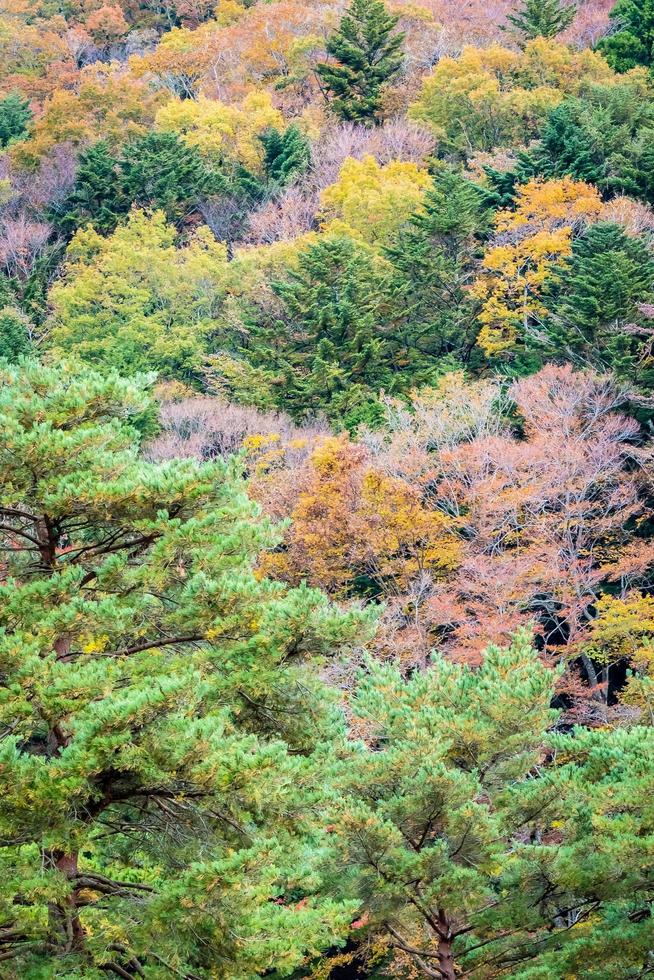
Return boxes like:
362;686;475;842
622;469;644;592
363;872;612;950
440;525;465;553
268;235;409;427
525;100;609;185
505;0;577;40
53;141;128;236
320;631;562;980
506;724;654;979
498;82;654;201
541;222;654;393
0;92;32;148
316;0;404;122
384;167;492;365
0;360;371;977
598;0;654;72
261;125;311;186
120;131;224;221
19;240;67;326
0;307;31;361
314;636;654;980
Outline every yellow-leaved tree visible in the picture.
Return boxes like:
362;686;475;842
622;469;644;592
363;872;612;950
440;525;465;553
155;91;285;171
409;39;621;155
47;210;230;381
319;155;432;247
588;593;654;722
261;435;460;596
472;177;603;358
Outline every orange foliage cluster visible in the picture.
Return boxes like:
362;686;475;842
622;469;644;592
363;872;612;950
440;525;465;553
155;367;654;723
258;434;460;595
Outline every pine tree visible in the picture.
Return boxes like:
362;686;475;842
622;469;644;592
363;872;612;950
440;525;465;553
509;724;654;978
54;141;128;236
261;125;311;186
0;92;32;148
598;0;654;71
0;360;371;976
384;166;492;365
316;0;404;122
505;0;577;40
542;222;654;394
320;631;562;980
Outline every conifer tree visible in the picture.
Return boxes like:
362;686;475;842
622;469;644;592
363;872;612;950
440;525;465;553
120;131;224;221
0;91;32;148
261;125;311;187
0;307;31;361
268;235;409;427
506;0;577;40
0;360;371;977
509;724;654;978
384;167;492;365
320;631;561;979
542;222;654;393
516;84;654;199
598;0;654;71
54;141;127;236
316;0;404;122
313;631;654;979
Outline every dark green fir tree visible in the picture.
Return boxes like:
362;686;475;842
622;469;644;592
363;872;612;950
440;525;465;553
261;125;311;186
270;235;407;427
316;0;404;122
505;0;577;40
53;141;128;236
0;91;32;148
120;130;224;221
384;166;492;365
542;221;654;393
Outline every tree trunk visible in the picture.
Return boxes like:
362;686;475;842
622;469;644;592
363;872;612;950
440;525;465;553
436;909;456;980
437;935;456;980
45;850;85;952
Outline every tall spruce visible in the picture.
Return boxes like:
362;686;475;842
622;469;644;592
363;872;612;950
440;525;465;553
0;360;371;977
384;167;492;365
316;0;404;122
541;222;654;394
267;235;410;428
261;125;311;187
506;0;577;40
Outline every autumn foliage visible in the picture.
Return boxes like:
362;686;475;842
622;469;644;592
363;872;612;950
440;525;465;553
4;0;654;976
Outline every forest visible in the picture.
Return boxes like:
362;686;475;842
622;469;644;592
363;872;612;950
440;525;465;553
2;0;654;976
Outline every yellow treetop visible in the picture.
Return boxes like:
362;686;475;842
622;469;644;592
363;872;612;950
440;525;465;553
155;91;284;171
409;40;623;153
319;155;431;247
474;178;603;358
264;435;460;595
